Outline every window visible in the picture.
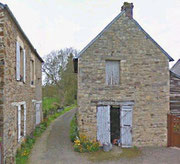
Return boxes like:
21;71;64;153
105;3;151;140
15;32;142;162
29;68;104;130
30;59;35;85
16;41;26;82
17;103;26;142
106;60;120;85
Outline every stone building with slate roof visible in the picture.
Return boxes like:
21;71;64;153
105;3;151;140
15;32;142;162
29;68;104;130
0;3;43;163
74;2;174;148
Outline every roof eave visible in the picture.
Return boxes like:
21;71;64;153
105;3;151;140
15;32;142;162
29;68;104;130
170;70;180;79
2;3;44;63
132;19;174;62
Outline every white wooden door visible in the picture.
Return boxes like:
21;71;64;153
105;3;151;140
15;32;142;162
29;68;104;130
97;106;110;145
120;106;133;147
36;103;41;125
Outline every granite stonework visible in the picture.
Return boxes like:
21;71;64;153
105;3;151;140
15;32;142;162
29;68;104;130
77;3;171;148
0;5;43;163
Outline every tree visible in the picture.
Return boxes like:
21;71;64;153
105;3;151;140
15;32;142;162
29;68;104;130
42;47;78;106
60;53;77;105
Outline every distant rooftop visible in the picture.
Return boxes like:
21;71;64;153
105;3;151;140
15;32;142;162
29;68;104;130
171;59;180;76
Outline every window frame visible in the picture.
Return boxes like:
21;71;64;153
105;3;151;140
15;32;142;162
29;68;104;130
16;41;26;83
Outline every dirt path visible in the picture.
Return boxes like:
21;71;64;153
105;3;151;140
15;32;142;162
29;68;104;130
29;108;180;164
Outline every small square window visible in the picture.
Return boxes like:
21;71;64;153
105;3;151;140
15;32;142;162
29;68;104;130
106;60;120;85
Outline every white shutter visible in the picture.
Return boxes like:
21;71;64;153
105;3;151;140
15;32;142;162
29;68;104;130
17;106;21;142
24;104;26;136
120;106;133;147
16;42;20;81
23;50;26;82
97;106;110;145
106;61;120;85
36;103;41;125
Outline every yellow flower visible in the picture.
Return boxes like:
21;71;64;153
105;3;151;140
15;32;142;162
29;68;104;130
74;139;81;146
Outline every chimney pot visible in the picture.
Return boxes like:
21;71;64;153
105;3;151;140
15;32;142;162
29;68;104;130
121;2;134;19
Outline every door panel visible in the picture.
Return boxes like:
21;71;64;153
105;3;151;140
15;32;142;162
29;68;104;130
121;106;133;147
97;106;110;145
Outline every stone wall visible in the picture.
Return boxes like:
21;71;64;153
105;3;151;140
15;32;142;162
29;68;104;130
0;8;42;163
77;11;170;147
0;7;5;164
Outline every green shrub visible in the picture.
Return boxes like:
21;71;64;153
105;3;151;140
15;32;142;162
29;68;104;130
70;114;79;142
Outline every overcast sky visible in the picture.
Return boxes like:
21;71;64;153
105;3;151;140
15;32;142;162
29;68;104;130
1;0;180;66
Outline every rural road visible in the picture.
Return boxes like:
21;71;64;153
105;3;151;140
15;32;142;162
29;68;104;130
29;108;180;164
28;108;90;164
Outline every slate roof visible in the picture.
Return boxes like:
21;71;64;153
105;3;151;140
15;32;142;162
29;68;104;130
171;59;180;78
76;10;174;62
0;3;43;62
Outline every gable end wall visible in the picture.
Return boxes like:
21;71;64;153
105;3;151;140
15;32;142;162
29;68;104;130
77;13;170;147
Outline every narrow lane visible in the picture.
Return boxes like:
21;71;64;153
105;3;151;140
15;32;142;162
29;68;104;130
29;108;91;164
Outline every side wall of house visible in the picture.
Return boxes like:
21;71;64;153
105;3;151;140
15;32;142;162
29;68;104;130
0;7;5;163
77;13;170;147
2;9;42;163
170;72;180;115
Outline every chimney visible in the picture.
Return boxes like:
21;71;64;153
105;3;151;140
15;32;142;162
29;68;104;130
121;2;134;19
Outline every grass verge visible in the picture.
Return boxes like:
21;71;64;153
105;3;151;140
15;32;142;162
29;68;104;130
16;104;76;164
87;146;141;162
70;114;79;142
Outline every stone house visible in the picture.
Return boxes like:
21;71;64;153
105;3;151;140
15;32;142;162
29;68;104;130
74;2;174;148
170;59;180;116
0;3;43;163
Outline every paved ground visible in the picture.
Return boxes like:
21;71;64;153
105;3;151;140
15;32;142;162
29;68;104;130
29;108;180;164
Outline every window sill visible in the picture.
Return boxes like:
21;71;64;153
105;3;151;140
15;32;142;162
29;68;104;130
104;85;121;89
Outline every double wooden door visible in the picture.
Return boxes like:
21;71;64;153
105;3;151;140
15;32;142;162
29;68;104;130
97;105;133;147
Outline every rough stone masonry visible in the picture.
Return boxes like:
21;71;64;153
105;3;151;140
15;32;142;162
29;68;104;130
76;2;173;147
0;3;43;163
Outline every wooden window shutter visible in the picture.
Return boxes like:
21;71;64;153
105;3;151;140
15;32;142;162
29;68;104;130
106;61;120;85
24;104;26;136
23;50;26;82
36;103;41;125
16;42;20;81
17;106;21;142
